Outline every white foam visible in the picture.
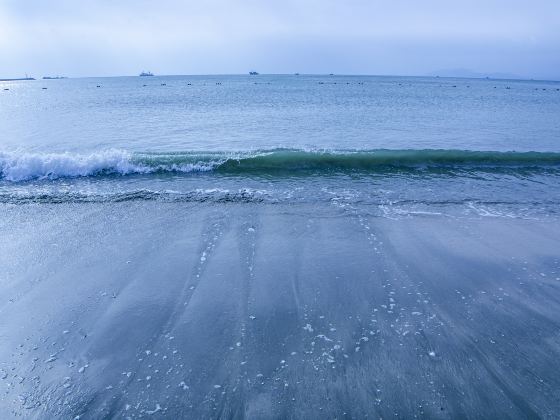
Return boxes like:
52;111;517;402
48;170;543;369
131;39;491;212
0;149;135;181
0;149;215;181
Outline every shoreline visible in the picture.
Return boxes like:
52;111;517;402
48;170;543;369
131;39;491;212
1;202;559;417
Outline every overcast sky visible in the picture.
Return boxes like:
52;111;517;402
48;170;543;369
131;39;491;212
1;0;559;79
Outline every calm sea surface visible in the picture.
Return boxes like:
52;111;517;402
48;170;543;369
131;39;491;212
2;74;560;153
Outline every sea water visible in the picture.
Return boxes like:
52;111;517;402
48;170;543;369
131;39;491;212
1;75;560;418
1;75;560;219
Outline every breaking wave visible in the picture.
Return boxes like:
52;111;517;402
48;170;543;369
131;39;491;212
1;148;560;181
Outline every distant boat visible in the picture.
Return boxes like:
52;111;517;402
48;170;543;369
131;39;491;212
140;71;154;77
249;71;259;75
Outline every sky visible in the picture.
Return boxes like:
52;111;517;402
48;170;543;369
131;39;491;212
1;0;559;80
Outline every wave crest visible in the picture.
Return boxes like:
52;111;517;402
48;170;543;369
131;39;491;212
1;148;560;181
0;149;215;181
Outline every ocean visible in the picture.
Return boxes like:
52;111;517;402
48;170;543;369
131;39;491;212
1;75;560;418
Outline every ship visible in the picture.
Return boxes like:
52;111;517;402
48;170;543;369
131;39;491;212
249;71;259;75
139;71;154;77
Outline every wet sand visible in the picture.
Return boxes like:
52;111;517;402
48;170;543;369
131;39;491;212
1;202;559;418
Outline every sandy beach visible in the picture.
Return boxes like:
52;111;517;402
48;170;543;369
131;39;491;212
1;201;559;418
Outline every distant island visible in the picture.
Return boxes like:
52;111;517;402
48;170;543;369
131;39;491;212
0;77;35;81
139;71;154;77
428;68;520;80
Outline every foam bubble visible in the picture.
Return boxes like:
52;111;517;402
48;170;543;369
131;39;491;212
0;149;215;181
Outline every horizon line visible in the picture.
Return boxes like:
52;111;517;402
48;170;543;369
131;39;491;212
1;73;559;83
